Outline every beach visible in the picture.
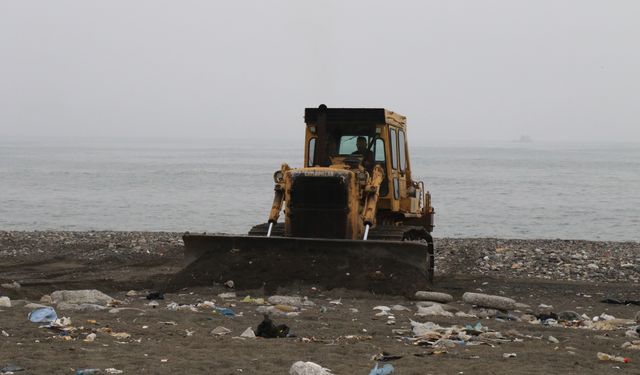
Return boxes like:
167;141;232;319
1;231;638;374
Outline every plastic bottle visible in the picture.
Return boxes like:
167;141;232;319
597;352;631;363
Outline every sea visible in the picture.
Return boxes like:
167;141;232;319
1;137;639;242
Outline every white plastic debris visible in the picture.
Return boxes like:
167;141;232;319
240;327;256;338
415;304;454;318
373;306;391;312
289;361;333;375
210;326;232;336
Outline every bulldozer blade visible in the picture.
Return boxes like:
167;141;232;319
170;233;431;295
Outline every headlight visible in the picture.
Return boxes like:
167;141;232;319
273;170;284;183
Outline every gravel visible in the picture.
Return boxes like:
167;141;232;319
0;232;638;284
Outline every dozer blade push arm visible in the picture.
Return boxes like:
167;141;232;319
266;164;289;236
362;165;385;239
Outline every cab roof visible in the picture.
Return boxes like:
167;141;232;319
304;106;406;128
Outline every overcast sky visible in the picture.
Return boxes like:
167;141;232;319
1;1;638;143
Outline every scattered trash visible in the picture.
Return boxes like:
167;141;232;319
146;291;164;300
368;363;394;375
1;330;8;337
256;315;290;338
600;298;640;306
597;352;630;363
210;326;232;336
84;333;96;342
125;290;138;297
256;305;300;318
329;299;342;305
105;369;124;374
548;336;559;344
0;364;24;373
218;292;236;299
463;292;516;311
621;341;640;350
415;304;454;318
373;306;391;312
241;296;265;305
215;307;236;317
503;353;517;358
373;352;403;362
166;302;198;312
240;327;256;338
414;291;453;303
75;369;101;375
289;361;333;375
28;307;58;323
0;296;11;308
224;280;235;288
268;295;314;307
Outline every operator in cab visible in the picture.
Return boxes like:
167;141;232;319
351;136;374;171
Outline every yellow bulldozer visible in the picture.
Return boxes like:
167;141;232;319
176;105;435;294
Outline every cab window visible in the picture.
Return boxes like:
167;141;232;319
307;138;316;166
398;130;406;172
389;129;398;170
374;138;385;162
337;135;369;155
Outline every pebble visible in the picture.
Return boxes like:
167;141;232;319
557;311;582;322
0;296;12;308
1;281;20;289
463;292;516;311
414;291;453;303
468;307;500;319
24;303;48;309
51;289;114;306
434;238;640;283
548;336;560;344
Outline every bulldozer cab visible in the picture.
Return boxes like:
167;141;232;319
304;106;418;215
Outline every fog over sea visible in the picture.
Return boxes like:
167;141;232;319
1;137;638;242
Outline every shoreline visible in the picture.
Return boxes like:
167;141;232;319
1;231;638;286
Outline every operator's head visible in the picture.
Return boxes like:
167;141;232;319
356;136;368;153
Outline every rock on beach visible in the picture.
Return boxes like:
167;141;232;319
463;292;516;311
414;291;454;303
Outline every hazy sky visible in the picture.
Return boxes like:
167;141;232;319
1;1;639;143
